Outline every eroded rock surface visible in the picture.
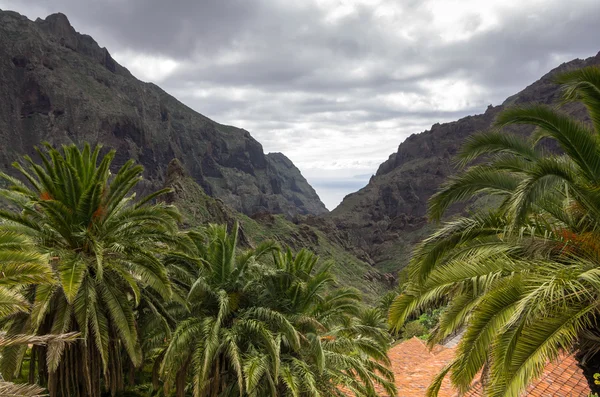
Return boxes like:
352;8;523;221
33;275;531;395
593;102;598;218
329;52;600;272
0;10;327;217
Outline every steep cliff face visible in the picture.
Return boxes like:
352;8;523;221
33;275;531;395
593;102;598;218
266;153;328;216
160;157;390;302
0;10;327;217
330;52;600;272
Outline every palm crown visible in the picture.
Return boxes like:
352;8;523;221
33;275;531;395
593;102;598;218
0;143;180;397
161;225;396;397
389;66;600;396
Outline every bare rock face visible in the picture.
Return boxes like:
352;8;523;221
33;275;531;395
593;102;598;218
0;10;327;217
329;51;600;272
266;153;327;216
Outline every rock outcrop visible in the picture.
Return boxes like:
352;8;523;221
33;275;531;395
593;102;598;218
329;51;600;272
0;10;327;217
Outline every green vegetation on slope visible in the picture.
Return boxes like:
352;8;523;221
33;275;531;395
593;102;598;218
165;160;391;303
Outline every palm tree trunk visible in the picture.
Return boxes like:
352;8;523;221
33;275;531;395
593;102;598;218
46;340;105;397
48;364;57;397
152;351;165;392
37;345;47;388
128;358;135;387
175;358;190;397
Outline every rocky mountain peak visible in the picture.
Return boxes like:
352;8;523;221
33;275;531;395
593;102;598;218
0;9;327;217
36;13;76;47
33;12;126;76
266;152;328;216
329;51;600;272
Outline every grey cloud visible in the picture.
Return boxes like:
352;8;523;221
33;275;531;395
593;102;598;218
1;0;599;209
431;2;600;91
18;0;259;56
4;0;598;97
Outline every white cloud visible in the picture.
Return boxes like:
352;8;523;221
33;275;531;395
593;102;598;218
112;51;180;82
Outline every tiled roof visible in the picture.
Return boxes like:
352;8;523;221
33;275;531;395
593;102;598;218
350;337;457;397
389;337;457;397
524;354;590;397
343;337;590;397
464;354;590;397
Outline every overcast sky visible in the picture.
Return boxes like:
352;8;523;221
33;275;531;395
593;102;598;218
1;0;599;209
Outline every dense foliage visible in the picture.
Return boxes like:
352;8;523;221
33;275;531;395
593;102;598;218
389;66;600;396
0;144;395;396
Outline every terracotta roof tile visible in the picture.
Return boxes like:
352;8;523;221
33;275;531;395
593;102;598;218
341;337;456;397
461;354;589;397
343;338;590;397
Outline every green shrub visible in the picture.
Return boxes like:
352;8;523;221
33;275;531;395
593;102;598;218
402;320;427;339
418;308;443;329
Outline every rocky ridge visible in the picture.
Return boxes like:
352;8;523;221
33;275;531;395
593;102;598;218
0;9;394;298
329;52;600;272
0;10;327;217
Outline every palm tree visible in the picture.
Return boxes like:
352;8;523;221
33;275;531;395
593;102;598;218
0;231;53;319
160;223;287;397
389;66;600;396
162;227;396;397
264;249;396;397
0;143;180;397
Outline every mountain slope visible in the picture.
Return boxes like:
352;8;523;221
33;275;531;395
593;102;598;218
330;51;600;273
0;9;387;299
162;158;390;302
0;10;327;217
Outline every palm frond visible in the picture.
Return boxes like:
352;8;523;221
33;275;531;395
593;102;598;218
0;381;47;397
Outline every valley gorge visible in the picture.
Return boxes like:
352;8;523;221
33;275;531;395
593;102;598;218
2;7;600;292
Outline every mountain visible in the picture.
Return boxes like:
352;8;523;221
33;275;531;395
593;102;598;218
0;9;394;299
5;8;599;295
0;10;327;217
329;51;600;273
161;158;392;302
